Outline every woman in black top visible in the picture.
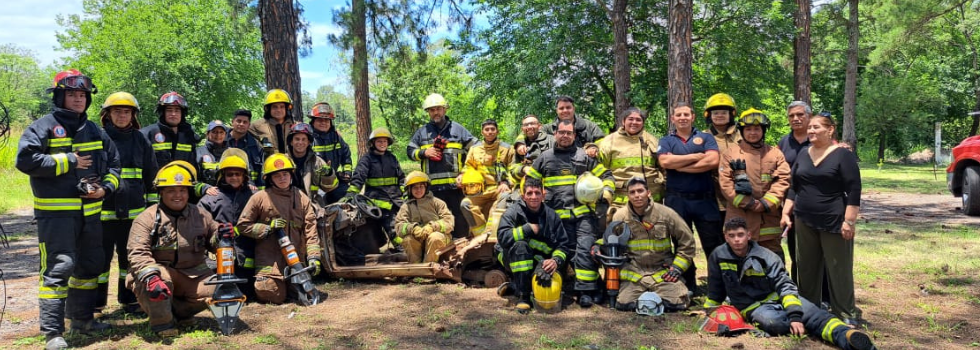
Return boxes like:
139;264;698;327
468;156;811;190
780;114;862;325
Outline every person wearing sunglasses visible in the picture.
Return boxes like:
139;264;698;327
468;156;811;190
16;69;122;350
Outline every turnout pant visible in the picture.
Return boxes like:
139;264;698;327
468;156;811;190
498;241;536;298
617;270;690;308
665;194;724;293
433;189;469;239
565;215;600;292
38;214;105;336
460;191;500;236
796;220;861;320
127;267;215;332
749;297;856;349
402;230;451;263
96;219;137;310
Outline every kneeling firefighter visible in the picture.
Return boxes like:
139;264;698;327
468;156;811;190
236;153;323;305
127;161;226;337
393;171;455;263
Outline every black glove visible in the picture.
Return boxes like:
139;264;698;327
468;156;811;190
218;223;236;239
340;171;352;182
534;264;552;287
728;159;751;195
316;165;334;177
665;266;682;280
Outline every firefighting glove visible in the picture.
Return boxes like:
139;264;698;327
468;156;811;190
307;258;322;276
411;225;426;240
730;159;753;195
145;275;171;302
316;164;334;178
76;175;101;195
534;264;552;288
665;266;682;281
420;225;434;238
340;171;352;182
218;223;236;239
270;218;288;230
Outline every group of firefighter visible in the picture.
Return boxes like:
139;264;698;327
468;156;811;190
17;69;875;350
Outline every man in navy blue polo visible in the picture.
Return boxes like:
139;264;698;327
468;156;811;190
657;103;723;295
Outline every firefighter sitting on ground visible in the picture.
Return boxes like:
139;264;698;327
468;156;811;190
495;177;574;312
236;154;322;304
601;176;696;312
393;171;455;263
127;161;225;337
460;119;515;236
703;217;877;350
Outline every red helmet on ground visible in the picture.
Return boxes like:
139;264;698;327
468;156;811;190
700;305;756;336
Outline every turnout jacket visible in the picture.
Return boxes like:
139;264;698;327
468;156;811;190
704;241;804;320
543;115;605;148
249;115;295;155
593;128;666;202
16;107;122;218
394;192;455;237
195;141;227;186
236;186;320;276
348;149;405;210
291;152;339;205
312;125;353;178
719;141;791;243
101;123;157;221
226;132;265;186
463;138;515;192
495;199;574;264
710;125;742;210
610;202;697;284
527;145;615;219
128;203;220;282
141;121;199;172
407;117;476;191
199;179;257;267
512;132;554;178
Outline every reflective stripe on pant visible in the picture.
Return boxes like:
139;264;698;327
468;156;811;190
37;215;105;336
127;267;215;329
433;189;469;239
748;297;852;348
565;215;600;291
499;241;534;297
460;191;499;236
97;219;138;309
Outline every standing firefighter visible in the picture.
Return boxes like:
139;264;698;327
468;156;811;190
350;127;406;241
196;120;230;186
287;122;339;205
393;171;455;263
127;162;225;337
236;154;322;304
460;119;515;236
407;93;476;238
16;69;121;350
96;92;158;315
249;89;296;155
588;107;665;221
308;102;353;204
141;91;202;202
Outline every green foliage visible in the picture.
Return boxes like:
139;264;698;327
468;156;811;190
55;0;266;130
0;45;49;122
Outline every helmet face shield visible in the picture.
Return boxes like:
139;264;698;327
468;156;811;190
54;75;98;93
159;92;188;108
740;113;767;126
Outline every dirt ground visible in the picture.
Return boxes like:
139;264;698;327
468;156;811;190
1;193;978;349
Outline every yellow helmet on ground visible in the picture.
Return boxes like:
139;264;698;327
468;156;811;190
461;169;485;196
264;89;293;109
368;127;395;145
574;173;604;205
532;272;563;313
155;161;196;188
423;93;447;110
405;171;430;188
100;91;141;128
704;93;737;124
262;153;295;175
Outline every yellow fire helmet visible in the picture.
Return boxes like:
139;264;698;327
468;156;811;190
262;153;295;177
263;89;293;109
422;93;447;110
155;161;196;188
218;148;249;173
368;127;395;145
460;169;485;196
405;171;430;188
532;272;563;313
100;91;141;128
704;92;737;124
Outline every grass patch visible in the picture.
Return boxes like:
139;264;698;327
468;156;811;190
860;163;947;194
11;335;45;346
252;334;280;345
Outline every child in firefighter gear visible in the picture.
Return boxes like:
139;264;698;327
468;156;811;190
605;177;696;312
587;107;666;223
512;114;554;179
719;109;791;259
196;120;230;186
236;153;322;304
527;119;615;307
407;93;477;239
349;127;406;242
96;91;158;315
142;92;208;203
15;69;122;350
495;177;574;312
198;150;258;299
460;119;516;236
126;162;222;337
308;102;354;204
287;122;339;206
393;171;455;263
249;89;297;155
703;218;877;350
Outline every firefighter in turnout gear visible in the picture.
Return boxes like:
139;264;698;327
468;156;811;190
96;91;158;315
236;154;322;304
127;162;223;337
198;150;258;299
460;119;515;236
308;102;353;204
588;107;666;222
249;89;297;155
141;91;204;202
287;122;339;206
407;93;477;238
704;218;878;350
495;177;574;312
719;109;791;258
196;120;230;186
16;69;121;350
544;96;606;149
349;127;406;241
226;109;265;188
512;114;554;180
393;171;455;263
705;93;743;216
606;177;695;311
527;119;615;307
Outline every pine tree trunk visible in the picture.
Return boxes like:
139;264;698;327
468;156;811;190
794;0;812;105
259;0;304;123
843;0;859;151
667;0;693;129
352;0;371;157
611;0;631;127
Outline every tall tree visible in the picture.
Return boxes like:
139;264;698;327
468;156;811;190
0;45;48;122
842;0;859;150
258;0;307;122
352;0;370;156
668;0;693;118
794;0;812;104
597;0;631;124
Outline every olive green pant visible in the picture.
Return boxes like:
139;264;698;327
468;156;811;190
795;221;861;319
